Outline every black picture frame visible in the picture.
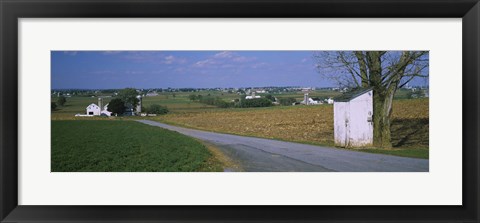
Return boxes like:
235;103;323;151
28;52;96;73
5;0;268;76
1;0;479;222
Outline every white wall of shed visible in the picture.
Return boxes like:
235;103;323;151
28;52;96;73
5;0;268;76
347;91;373;147
334;102;348;147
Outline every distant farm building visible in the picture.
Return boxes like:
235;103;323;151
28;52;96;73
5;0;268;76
97;98;112;116
145;91;159;97
82;98;113;116
86;103;101;116
333;88;374;148
300;93;321;105
245;92;261;100
327;98;334;104
136;95;142;113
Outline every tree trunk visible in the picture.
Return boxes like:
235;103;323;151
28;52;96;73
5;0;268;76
372;88;395;148
354;51;369;87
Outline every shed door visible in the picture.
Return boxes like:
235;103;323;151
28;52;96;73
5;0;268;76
344;103;350;147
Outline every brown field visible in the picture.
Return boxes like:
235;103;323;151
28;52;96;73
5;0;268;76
151;98;429;150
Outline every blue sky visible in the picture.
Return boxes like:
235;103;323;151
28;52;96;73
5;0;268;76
51;51;428;89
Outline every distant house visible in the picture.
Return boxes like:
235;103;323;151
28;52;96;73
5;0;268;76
301;98;321;105
333;88;373;148
245;92;261;100
81;98;112;117
300;93;321;105
145;91;159;97
327;98;334;104
86;103;101;116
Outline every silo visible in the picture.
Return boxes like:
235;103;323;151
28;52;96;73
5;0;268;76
98;97;103;110
304;93;309;105
136;95;142;113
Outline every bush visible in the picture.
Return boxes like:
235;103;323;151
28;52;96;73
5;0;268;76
57;96;67;106
188;94;197;101
216;100;234;108
149;104;169;115
107;98;126;115
198;96;233;108
51;102;57;110
265;94;276;102
237;98;272;108
278;97;297;106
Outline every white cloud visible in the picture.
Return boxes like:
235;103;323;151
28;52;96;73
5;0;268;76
120;52;187;65
213;51;234;59
163;55;186;65
194;58;217;67
193;51;256;68
251;62;269;69
164;55;175;64
232;56;254;62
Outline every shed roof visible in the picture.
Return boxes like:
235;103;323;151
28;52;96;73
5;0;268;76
334;88;373;102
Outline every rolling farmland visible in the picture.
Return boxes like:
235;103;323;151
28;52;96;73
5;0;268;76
52;90;429;158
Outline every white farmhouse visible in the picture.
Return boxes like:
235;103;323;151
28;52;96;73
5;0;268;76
301;93;320;105
245;92;261;100
82;98;112;117
245;95;261;99
301;98;320;105
86;103;101;116
333;88;373;148
145;91;159;97
327;98;334;104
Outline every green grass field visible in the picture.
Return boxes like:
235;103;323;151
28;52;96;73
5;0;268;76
51;120;223;172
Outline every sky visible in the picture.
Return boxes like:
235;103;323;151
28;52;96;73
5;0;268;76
51;51;428;89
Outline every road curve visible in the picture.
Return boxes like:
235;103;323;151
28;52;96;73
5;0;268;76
137;120;429;172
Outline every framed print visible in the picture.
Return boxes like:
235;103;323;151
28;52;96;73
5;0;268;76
1;0;479;222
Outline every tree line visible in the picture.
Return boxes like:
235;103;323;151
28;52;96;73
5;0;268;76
188;94;299;108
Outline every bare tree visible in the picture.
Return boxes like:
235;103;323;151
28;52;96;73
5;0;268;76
314;51;429;148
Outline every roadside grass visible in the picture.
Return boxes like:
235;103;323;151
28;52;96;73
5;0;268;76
350;147;429;159
51;120;223;172
199;140;243;172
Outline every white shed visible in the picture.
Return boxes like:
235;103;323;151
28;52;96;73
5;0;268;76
86;103;101;116
333;88;374;147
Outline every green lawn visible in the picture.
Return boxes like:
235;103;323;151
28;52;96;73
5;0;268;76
51;120;222;172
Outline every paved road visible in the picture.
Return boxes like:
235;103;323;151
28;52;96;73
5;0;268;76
137;120;429;172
